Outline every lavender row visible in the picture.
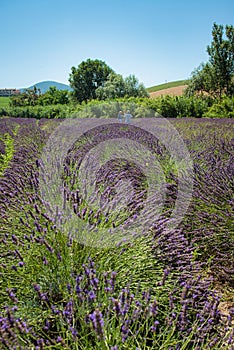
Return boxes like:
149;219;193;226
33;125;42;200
0;117;233;349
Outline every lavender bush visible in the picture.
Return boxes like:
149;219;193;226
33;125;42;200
0;117;233;349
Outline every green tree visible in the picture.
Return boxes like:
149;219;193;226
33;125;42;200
38;86;69;105
96;73;126;100
124;74;149;98
69;59;114;103
185;63;217;97
10;86;40;106
207;23;234;97
186;23;234;98
96;73;149;100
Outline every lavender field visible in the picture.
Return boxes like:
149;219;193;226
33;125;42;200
0;116;233;349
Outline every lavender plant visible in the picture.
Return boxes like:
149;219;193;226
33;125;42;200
0;117;233;349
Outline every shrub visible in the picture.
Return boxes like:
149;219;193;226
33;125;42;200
204;96;234;118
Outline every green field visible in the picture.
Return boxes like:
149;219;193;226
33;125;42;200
0;96;10;107
147;79;189;93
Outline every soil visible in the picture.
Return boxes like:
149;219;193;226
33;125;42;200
149;85;188;98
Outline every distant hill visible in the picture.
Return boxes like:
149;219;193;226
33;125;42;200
147;80;189;98
21;81;72;94
149;85;188;98
19;79;188;97
147;80;189;93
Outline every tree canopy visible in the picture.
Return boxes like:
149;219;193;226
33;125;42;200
96;73;149;100
124;74;149;98
69;59;149;103
69;59;114;103
10;86;69;107
186;23;234;98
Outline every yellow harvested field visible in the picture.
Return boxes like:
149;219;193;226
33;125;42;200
149;85;188;98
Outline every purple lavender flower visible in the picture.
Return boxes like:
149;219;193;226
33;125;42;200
43;319;50;331
33;284;48;302
7;289;18;304
88;290;96;302
150;320;159;332
89;309;105;340
35;338;45;349
43;239;54;253
75;275;83;297
69;326;78;339
33;284;41;292
121;319;130;342
56;336;65;346
63;299;74;325
57;252;62;261
51;305;60;315
42;256;48;265
112;298;121;316
150;300;158;316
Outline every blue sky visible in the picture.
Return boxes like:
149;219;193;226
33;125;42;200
0;0;233;88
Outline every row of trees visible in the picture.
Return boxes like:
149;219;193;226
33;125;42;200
9;23;233;109
69;59;149;102
10;86;69;107
10;60;148;107
69;23;233;102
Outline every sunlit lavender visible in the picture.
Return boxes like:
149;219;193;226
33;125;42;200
0;116;233;349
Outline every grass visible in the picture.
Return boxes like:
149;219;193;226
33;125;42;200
0;96;10;107
0;124;19;176
147;80;189;93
